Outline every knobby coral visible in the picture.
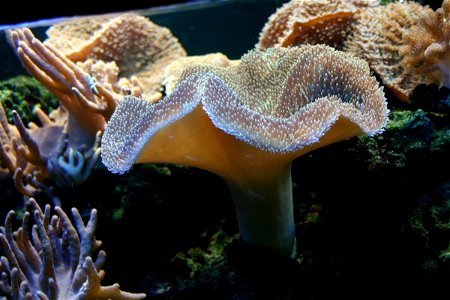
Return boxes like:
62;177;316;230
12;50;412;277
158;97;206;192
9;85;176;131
400;0;450;88
257;0;380;50
101;45;389;257
344;1;434;101
0;198;146;299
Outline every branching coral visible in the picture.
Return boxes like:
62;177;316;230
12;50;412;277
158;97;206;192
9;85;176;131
6;28;119;136
101;44;389;257
400;0;450;88
0;101;101;198
0;198;146;299
3;14;187;197
344;1;434;101
256;0;380;50
3;26;121;197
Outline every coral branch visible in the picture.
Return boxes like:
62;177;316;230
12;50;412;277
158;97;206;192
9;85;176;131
0;198;146;299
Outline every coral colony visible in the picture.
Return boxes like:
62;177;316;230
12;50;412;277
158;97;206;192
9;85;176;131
1;0;448;298
101;45;388;256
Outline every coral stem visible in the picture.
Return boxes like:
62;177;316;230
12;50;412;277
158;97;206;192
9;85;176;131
225;164;295;257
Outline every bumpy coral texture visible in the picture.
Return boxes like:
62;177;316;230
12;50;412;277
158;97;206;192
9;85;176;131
0;198;146;299
45;13;187;100
257;0;380;50
344;1;433;101
101;45;388;174
400;0;450;88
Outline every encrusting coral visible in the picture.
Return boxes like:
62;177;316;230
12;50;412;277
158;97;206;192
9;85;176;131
344;1;434;101
256;0;380;50
0;198;146;299
101;44;389;257
400;0;450;89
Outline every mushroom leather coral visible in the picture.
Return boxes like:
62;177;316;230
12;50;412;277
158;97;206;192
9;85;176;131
257;0;380;50
101;45;388;257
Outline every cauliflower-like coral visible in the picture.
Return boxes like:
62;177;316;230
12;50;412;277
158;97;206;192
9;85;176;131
400;0;450;88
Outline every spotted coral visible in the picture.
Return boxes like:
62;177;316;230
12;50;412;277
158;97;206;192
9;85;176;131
0;198;146;299
101;44;388;256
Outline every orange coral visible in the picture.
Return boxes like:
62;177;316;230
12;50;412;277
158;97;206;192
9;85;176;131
162;52;237;96
0;101;101;198
400;0;450;88
45;13;187;100
344;1;433;101
257;0;380;50
102;45;388;256
7;28;118;136
4;13;187;198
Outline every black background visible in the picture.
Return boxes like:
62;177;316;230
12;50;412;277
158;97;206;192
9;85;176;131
0;0;198;25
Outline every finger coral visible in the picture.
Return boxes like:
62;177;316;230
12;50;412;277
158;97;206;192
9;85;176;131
257;0;380;50
400;0;450;88
6;28;119;136
0;198;146;299
344;1;434;101
101;44;389;257
0;101;101;198
4;13;187;196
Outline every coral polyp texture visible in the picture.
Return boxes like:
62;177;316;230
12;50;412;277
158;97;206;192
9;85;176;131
3;12;186;197
101;44;388;256
0;198;146;299
257;0;380;50
344;1;434;101
102;44;388;173
44;13;187;100
400;0;450;88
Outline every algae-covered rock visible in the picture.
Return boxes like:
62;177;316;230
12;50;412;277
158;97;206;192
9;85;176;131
408;181;450;273
356;108;449;170
0;75;59;125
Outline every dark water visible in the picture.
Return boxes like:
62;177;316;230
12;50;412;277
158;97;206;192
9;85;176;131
0;0;288;80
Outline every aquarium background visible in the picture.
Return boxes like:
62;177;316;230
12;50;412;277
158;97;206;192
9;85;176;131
1;0;449;299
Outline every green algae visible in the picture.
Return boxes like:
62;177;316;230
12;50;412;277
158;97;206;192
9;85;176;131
0;75;59;125
356;108;449;170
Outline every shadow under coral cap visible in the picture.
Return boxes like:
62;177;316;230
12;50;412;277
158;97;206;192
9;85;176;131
101;44;389;257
